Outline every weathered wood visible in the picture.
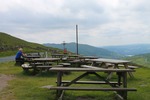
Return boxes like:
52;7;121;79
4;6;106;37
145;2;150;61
90;58;130;64
56;80;122;85
21;64;33;71
21;64;33;69
36;66;52;72
36;65;52;68
50;87;137;91
29;62;44;66
59;63;71;67
128;66;138;69
57;72;63;97
81;65;102;69
49;67;135;72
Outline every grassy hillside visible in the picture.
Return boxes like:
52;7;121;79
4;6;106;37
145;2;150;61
0;32;60;57
125;53;150;68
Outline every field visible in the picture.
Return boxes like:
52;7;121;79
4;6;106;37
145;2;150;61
0;61;150;100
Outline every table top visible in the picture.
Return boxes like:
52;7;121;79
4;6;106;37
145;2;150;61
79;56;99;59
33;58;60;61
88;58;130;64
51;54;64;56
26;55;41;58
68;55;80;57
49;67;134;72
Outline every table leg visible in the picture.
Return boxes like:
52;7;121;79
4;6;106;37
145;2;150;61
117;72;122;86
106;64;117;80
124;64;134;78
118;72;127;100
57;72;63;98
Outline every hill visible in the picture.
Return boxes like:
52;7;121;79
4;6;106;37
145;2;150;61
125;53;150;68
43;42;123;58
0;32;60;57
102;44;150;56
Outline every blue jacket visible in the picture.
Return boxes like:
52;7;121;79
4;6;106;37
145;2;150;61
15;51;23;59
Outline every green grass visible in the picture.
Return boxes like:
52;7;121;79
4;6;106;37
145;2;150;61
0;62;150;100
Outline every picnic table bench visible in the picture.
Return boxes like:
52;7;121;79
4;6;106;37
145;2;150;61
48;67;137;100
21;63;33;71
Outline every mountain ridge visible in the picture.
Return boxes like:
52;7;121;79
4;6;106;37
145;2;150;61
43;42;123;58
102;44;150;56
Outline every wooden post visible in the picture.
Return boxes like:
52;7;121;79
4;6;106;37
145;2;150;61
122;72;128;100
57;72;63;98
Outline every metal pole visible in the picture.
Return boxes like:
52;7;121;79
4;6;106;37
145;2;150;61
76;25;78;55
63;41;66;54
63;41;66;50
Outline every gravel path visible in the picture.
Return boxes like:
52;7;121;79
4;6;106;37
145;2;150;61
0;74;14;92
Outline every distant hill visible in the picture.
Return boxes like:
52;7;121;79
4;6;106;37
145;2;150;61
102;44;150;56
0;32;60;57
43;43;123;58
125;53;150;68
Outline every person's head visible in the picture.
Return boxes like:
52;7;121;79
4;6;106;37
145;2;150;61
19;48;23;51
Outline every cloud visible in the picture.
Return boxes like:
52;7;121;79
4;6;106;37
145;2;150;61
0;0;150;46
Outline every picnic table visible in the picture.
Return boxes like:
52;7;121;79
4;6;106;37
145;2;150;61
25;55;41;59
48;67;137;100
33;58;60;65
79;56;99;60
87;58;134;78
31;58;61;73
51;54;64;58
68;55;80;60
24;53;41;63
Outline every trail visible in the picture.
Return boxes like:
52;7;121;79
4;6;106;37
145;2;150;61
0;74;14;92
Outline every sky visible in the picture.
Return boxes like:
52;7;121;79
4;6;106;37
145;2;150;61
0;0;150;47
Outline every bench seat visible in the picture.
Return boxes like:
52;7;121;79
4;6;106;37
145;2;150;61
59;63;71;67
128;66;138;69
81;65;102;69
21;64;33;71
56;80;122;85
50;86;137;91
36;66;52;71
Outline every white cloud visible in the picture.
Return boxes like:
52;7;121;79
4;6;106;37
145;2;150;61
0;0;150;46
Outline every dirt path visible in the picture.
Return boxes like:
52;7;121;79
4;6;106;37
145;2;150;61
0;74;14;92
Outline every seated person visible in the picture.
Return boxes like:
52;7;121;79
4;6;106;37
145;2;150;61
15;48;26;65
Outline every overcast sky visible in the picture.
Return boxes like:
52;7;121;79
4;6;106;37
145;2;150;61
0;0;150;47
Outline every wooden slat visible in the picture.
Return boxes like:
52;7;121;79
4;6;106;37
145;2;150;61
49;67;135;72
56;81;122;85
36;66;52;68
81;65;102;69
128;66;138;69
50;87;137;91
21;64;33;69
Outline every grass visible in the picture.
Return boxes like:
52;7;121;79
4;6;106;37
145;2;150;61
0;62;150;100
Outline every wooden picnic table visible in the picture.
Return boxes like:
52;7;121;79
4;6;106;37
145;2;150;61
79;56;99;59
49;67;136;100
87;58;134;78
25;55;41;59
68;55;80;60
51;54;64;58
31;58;61;73
33;58;61;64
